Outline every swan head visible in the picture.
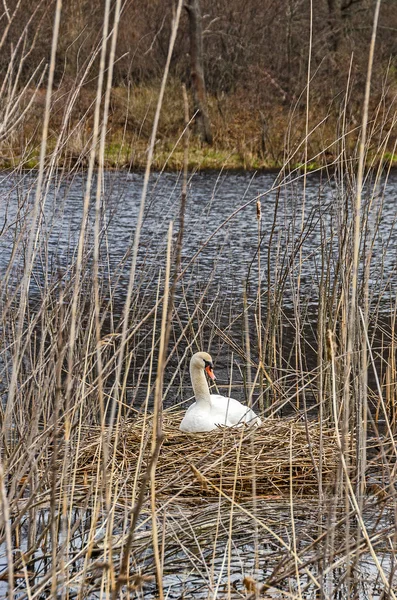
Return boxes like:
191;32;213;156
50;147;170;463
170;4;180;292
190;351;216;380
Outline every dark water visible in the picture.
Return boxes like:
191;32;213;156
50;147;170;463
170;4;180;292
1;499;395;599
1;168;397;304
1;169;397;598
1;168;397;406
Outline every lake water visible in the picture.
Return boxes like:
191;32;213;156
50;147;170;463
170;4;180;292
1;168;397;598
0;166;396;410
1;167;397;407
2;168;397;308
1;498;395;599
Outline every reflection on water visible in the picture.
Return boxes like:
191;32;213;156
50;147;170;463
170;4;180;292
1;169;397;598
1;168;397;401
1;169;397;309
1;498;395;599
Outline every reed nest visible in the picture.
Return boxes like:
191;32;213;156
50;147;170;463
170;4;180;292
65;411;344;501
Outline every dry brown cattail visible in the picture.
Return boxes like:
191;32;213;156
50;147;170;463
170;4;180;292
326;329;337;361
256;199;261;221
368;482;389;501
243;575;257;592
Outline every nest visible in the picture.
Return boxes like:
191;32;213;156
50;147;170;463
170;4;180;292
70;411;344;501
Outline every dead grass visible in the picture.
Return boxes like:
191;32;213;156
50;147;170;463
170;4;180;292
2;79;396;170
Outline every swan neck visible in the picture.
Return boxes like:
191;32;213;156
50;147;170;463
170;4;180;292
190;364;211;405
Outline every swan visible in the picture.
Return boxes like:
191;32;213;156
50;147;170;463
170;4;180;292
179;351;261;432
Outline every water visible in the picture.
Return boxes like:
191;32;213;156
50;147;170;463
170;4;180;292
2;498;395;599
2;167;397;400
1;168;397;598
1;168;397;305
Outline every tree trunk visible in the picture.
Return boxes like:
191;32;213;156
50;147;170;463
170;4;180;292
185;0;213;145
327;0;343;52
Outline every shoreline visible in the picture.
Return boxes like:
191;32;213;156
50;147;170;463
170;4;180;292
1;153;395;174
2;83;396;174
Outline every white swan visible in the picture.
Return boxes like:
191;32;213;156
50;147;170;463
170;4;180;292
179;351;261;432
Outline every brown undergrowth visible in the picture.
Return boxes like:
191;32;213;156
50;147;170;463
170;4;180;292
2;80;396;171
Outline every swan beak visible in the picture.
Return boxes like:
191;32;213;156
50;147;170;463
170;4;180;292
205;365;216;380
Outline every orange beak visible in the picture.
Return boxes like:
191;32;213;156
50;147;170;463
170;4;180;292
205;365;216;380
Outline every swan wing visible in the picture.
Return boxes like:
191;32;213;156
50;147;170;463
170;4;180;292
210;395;261;426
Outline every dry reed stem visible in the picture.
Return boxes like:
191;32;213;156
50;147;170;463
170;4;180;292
108;0;185;438
4;0;62;441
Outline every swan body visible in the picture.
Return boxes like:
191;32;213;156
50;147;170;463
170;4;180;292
179;352;261;433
